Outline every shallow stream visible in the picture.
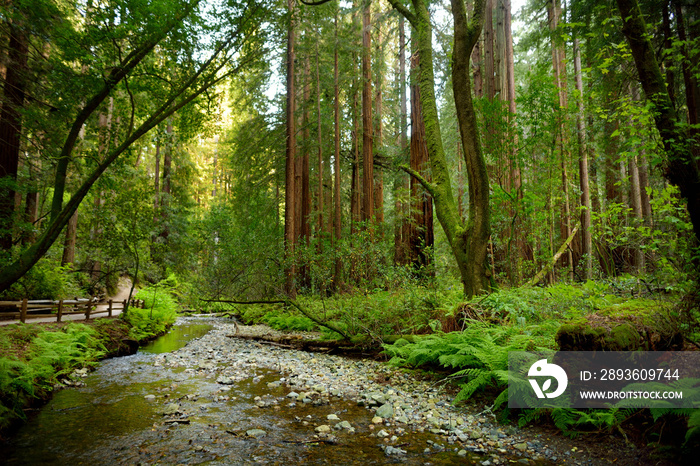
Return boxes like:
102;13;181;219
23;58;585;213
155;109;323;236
0;319;489;465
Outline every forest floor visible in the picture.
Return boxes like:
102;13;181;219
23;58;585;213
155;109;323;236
0;314;682;464
231;323;677;466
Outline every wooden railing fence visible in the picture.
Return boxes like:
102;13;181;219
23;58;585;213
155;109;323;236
0;298;145;323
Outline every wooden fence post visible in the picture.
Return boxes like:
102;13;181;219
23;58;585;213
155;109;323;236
57;300;64;323
20;298;27;323
108;299;113;317
85;297;93;321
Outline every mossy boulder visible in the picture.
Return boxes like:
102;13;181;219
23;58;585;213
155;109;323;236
556;300;684;351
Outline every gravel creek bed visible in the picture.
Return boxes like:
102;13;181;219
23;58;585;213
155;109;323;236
0;317;646;465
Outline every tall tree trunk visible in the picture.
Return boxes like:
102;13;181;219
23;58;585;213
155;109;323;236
408;46;434;271
333;11;342;288
503;0;522;283
61;210;79;266
284;0;298;297
159;119;172;243
484;0;495;100
471;24;483;98
629;153;645;272
673;0;700;172
300;55;311;288
373;17;384;226
361;0;374;223
388;0;491;297
394;16;410;265
574;38;593;280
154;140;161;219
316;41;324;238
548;0;573;280
450;0;492;296
616;0;700;251
0;22;28;250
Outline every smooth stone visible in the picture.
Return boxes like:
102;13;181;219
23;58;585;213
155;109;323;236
372;416;383;424
315;425;331;433
376;429;389;438
376;403;394;419
287;391;299;399
163;403;180;415
246;429;267;438
335;420;352;430
144;394;156;401
327;414;340;421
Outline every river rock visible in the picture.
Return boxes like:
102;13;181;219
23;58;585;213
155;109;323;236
335;420;352;430
246;429;267;438
162;403;180;415
315;425;331;433
375;403;393;419
327;414;340;421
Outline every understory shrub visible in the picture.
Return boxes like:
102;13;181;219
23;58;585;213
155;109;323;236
126;284;179;340
0;323;105;429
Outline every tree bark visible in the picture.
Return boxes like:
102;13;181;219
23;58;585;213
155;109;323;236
373;17;384;226
361;0;374;223
61;210;78;266
408;46;433;271
389;0;492;297
0;22;28;250
616;0;700;244
333;11;342;288
284;0;298;297
316;41;324;238
574;38;593;280
394;16;410;265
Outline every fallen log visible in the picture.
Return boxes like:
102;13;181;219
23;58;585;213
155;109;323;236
227;332;420;356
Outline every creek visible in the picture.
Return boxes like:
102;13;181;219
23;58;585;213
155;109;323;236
0;318;537;465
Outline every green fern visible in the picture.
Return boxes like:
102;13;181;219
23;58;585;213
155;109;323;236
383;320;556;406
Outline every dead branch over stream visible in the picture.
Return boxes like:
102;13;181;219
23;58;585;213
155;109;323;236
200;298;350;340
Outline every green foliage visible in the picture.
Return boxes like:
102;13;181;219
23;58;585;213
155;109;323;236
262;313;316;332
384;322;556;408
469;281;629;323
0;323;105;429
126;278;179;340
518;407;637;438
1;259;82;300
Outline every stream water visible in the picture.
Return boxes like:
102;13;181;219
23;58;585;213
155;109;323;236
0;320;494;465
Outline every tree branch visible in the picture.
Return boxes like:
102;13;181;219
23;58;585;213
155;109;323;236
202;298;351;340
386;0;417;26
399;164;437;198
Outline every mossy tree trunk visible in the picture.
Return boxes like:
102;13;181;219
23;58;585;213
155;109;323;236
616;0;700;248
388;0;491;297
